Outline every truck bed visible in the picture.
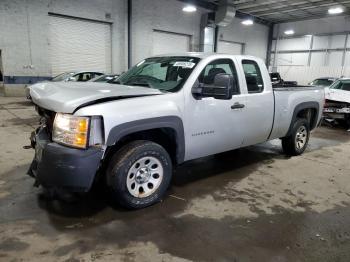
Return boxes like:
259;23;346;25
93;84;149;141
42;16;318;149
269;86;325;140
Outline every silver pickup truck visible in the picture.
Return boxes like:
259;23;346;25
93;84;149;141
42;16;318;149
28;53;324;209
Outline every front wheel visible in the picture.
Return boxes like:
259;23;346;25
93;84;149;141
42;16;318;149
282;119;310;156
106;140;172;209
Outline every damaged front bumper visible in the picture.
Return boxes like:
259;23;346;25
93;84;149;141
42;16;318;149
28;127;103;192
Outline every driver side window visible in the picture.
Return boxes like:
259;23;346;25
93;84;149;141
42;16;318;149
198;59;240;94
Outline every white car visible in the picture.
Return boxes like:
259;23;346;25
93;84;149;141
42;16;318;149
28;53;324;209
26;71;104;99
324;78;350;126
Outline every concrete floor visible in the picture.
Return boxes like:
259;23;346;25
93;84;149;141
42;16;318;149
1;97;350;262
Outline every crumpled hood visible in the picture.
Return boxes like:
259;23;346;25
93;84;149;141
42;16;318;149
30;81;163;113
325;88;350;104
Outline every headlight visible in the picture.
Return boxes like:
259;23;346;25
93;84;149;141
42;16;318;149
53;113;90;149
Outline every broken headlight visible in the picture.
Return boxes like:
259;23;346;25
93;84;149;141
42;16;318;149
53;113;90;149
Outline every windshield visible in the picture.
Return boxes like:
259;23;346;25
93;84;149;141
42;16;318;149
330;79;350;91
112;56;200;92
52;72;75;82
310;79;334;87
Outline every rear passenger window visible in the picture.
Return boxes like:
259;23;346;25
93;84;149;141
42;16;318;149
242;60;264;93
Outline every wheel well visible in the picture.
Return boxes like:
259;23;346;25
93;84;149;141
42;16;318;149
296;108;317;129
104;128;178;165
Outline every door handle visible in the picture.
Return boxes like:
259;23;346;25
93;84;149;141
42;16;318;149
231;102;245;109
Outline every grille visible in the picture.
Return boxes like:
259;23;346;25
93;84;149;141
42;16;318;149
325;100;350;109
35;106;56;138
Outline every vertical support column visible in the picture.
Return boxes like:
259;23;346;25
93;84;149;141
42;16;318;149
307;35;314;66
341;34;348;77
324;36;331;66
127;0;132;69
0;50;3;96
272;24;279;72
265;23;274;68
214;26;219;52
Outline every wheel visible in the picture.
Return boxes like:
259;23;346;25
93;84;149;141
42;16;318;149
282;118;310;156
106;140;172;209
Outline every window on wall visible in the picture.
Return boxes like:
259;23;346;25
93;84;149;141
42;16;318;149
242;60;264;93
198;59;240;94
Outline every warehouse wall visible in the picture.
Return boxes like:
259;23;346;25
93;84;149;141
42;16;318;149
270;15;350;85
1;0;270;96
131;0;204;64
218;17;270;61
0;0;50;95
0;0;126;96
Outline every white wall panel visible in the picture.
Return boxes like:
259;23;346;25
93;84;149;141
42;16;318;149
329;35;347;49
277;36;311;51
310;52;326;66
312;36;328;50
328;51;343;67
217;41;243;55
345;52;350;67
276;52;308;66
152;31;190;55
343;66;350;77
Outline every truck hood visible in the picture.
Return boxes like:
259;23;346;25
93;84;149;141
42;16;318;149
325;88;350;103
30;81;163;113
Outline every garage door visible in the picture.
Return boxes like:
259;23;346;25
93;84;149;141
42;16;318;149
49;15;111;76
152;31;190;56
217;40;243;55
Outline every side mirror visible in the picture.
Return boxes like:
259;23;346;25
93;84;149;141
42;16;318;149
192;73;234;100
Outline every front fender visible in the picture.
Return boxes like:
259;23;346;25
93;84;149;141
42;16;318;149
106;116;185;163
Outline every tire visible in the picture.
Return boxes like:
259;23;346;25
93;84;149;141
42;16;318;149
282;118;310;156
106;140;172;209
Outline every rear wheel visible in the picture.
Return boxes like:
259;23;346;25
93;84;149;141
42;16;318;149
106;140;172;209
282;118;310;156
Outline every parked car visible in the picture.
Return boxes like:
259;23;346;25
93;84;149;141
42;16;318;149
28;53;324;209
26;71;104;99
323;78;350;128
52;71;104;82
89;74;119;83
270;72;298;87
309;77;337;87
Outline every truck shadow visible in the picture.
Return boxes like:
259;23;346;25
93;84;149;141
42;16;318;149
35;142;287;223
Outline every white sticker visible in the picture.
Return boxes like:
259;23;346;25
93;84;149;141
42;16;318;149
173;62;195;68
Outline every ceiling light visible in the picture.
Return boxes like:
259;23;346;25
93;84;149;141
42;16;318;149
328;7;344;14
284;30;294;35
183;5;197;12
242;19;254;26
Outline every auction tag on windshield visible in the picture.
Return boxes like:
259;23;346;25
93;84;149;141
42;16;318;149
174;62;195;68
